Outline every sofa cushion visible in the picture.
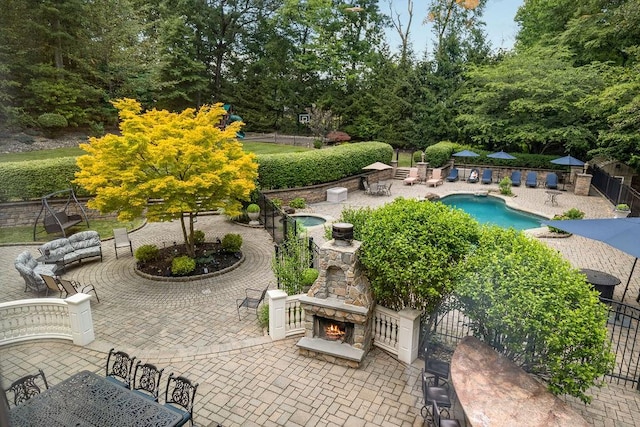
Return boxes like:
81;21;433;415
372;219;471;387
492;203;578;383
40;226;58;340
74;247;101;259
68;231;101;251
15;250;38;270
40;238;74;257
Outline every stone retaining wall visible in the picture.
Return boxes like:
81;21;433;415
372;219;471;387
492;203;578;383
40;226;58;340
0;199;116;228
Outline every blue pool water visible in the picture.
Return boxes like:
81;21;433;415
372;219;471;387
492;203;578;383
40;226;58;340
292;215;327;227
440;194;545;230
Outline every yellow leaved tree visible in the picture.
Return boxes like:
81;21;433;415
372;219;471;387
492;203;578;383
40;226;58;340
74;98;258;257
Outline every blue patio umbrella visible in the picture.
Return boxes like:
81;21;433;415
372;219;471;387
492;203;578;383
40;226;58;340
541;217;640;303
487;151;516;182
550;155;585;190
453;150;480;180
487;150;517;160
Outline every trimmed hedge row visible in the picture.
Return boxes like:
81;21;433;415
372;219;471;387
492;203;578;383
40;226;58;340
0;141;394;200
256;141;393;189
421;141;574;171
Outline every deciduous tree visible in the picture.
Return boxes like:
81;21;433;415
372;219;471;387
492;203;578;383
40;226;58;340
75;99;258;256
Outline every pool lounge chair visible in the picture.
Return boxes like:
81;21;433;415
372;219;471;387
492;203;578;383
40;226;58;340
510;170;522;187
481;169;493;184
468;169;480;183
403;168;419;186
545;172;559;189
426;168;444;187
446;168;459;182
525;171;538;188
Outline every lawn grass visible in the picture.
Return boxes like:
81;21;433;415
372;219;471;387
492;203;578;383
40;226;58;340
0;218;145;244
0;141;310;163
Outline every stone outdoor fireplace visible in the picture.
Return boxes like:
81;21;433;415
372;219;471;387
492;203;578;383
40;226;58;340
297;224;374;368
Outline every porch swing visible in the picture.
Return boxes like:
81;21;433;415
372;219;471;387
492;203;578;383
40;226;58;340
33;188;90;240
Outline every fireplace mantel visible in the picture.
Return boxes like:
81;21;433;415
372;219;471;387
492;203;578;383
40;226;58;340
298;295;368;315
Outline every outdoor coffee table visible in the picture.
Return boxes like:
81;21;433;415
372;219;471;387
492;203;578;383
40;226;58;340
9;370;181;427
544;190;562;206
580;268;621;301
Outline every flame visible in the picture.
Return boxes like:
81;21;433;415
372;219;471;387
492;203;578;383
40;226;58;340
325;324;345;338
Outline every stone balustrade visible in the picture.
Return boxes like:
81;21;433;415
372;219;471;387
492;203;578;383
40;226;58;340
0;294;95;347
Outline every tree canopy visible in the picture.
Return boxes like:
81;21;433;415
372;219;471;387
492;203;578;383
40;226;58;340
74;99;258;255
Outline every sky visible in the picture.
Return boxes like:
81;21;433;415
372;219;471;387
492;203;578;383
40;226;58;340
383;0;525;56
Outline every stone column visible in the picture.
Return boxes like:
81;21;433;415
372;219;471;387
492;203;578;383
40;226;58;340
574;173;592;196
397;308;422;364
417;162;428;183
65;293;95;346
268;290;288;341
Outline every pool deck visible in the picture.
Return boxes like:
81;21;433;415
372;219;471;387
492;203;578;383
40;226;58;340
1;178;639;427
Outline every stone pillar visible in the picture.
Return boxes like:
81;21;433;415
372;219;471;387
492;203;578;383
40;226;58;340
574;173;592;196
65;293;95;346
570;166;583;184
268;289;288;341
397;308;422;364
417;162;427;183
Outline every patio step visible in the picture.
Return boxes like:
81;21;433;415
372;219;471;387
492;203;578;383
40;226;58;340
394;168;410;180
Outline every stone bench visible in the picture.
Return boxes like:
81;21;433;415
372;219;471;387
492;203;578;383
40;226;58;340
326;187;347;202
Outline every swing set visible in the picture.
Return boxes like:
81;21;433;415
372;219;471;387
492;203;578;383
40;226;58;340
33;188;90;240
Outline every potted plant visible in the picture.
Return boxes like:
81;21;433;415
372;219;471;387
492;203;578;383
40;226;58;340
614;203;630;218
246;203;260;225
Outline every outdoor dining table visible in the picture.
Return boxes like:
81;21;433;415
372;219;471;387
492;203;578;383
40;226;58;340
8;370;181;427
580;268;621;300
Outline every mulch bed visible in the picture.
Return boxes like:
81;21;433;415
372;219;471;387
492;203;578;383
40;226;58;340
136;242;241;278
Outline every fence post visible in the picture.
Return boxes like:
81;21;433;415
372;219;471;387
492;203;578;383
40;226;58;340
65;293;95;346
268;289;288;341
397;308;422;364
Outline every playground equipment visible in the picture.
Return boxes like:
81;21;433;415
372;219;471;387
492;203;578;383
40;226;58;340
220;104;245;139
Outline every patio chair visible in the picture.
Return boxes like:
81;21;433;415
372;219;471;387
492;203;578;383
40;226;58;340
237;286;269;320
4;369;49;407
446;168;459;182
481;169;493;184
105;348;136;388
41;274;63;298
403;168;419;186
426;168;444;187
525;171;538;187
382;182;392;196
132;361;164;402
113;228;133;259
363;180;373;196
58;278;100;303
510;170;522;187
432;400;461;427
163;372;198;426
467;169;480;183
545;172;559;189
423;346;450;388
421;370;452;421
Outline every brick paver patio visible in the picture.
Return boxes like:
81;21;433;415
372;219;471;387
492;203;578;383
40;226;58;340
1;177;639;426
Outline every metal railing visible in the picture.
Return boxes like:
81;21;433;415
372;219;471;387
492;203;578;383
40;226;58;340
589;165;639;216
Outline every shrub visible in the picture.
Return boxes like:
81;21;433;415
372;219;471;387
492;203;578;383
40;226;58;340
135;244;159;263
548;208;585;233
272;229;312;295
301;268;319;287
191;230;205;245
616;204;630;211
289;197;306;209
498;177;512;196
270;198;283;208
221;233;243;252
424;141;459;168
258;304;269;329
313;140;323;149
37;113;68;131
171;255;196;276
456;227;614;403
359;198;480;313
324;205;374;241
246;203;260;213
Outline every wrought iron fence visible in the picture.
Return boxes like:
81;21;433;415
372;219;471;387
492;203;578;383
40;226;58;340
424;297;640;390
589;165;639;216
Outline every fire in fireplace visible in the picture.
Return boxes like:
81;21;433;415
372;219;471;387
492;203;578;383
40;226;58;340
315;317;354;344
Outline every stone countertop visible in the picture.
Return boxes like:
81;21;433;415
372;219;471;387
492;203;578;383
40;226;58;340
451;336;590;427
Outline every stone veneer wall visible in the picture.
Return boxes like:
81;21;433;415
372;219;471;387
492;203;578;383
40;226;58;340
0;199;117;228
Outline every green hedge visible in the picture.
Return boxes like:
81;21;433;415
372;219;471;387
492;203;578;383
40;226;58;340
0;141;391;199
0;157;85;201
256;141;393;189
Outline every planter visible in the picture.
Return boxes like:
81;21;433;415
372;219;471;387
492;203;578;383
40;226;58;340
613;209;630;218
247;211;260;225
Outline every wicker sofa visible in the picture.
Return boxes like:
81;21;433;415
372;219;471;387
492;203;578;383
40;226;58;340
38;230;103;269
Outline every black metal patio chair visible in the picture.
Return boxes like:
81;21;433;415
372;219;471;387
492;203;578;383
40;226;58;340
236;286;268;320
4;369;49;407
105;348;136;388
163;373;199;426
132;361;164;402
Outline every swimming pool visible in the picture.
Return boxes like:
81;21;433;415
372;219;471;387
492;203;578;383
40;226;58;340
291;214;327;228
439;194;546;230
